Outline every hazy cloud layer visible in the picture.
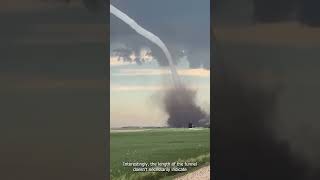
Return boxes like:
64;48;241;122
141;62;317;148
112;68;210;77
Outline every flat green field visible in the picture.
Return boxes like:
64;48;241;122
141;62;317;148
110;128;210;180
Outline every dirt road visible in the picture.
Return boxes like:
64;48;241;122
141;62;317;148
175;165;210;180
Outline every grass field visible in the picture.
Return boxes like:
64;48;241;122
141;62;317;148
110;128;210;180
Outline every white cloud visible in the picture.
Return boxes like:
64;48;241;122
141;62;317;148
178;69;210;77
111;84;165;91
109;56;136;66
110;84;209;92
109;47;154;66
112;68;210;77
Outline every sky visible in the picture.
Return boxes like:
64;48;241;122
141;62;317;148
110;0;210;128
110;0;210;68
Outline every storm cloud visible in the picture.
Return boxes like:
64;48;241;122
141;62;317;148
110;0;210;69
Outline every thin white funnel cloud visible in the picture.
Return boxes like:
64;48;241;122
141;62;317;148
110;4;181;88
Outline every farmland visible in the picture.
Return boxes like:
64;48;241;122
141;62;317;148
110;128;210;180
